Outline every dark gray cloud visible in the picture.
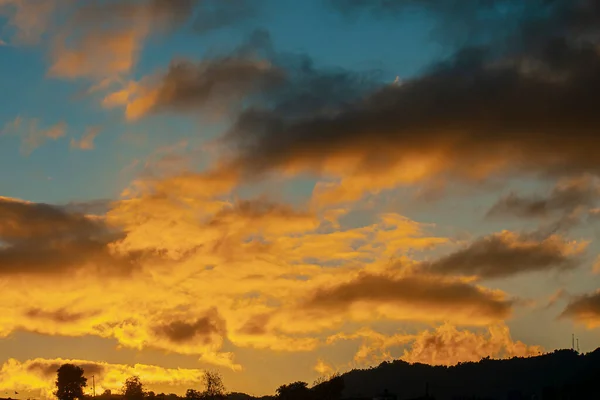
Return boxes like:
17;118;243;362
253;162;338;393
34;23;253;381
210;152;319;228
238;314;270;335
132;29;379;119
27;361;106;378
193;0;262;34
140;56;285;116
153;309;226;344
0;197;142;276
72;0;198;31
487;176;600;219
207;198;312;226
59;199;113;216
421;231;582;279
25;308;95;323
215;1;600;186
303;273;512;320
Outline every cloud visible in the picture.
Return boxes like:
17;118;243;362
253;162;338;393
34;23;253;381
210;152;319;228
0;0;60;44
313;359;335;376
0;166;456;364
487;175;600;219
0;196;142;277
1;116;66;155
0;357;204;397
103;28;378;125
2;0;262;81
43;0;196;79
152;308;225;345
25;308;93;324
328;323;542;367
103;57;285;120
327;328;413;365
191;1;600;203
560;290;600;329
302;272;512;326
402;323;543;366
420;230;586;279
71;126;101;150
193;0;262;34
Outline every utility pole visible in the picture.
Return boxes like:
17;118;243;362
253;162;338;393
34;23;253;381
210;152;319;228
92;375;96;397
572;333;574;350
577;338;580;353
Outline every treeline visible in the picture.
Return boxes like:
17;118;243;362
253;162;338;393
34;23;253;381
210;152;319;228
50;348;600;400
52;364;343;400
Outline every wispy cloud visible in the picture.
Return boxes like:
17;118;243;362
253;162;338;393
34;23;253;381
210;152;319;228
70;126;101;151
1;116;66;155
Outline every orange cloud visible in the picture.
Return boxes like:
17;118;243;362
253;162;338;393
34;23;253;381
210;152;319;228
328;324;542;367
401;324;543;366
70;126;101;150
560;290;600;329
49;28;141;79
3;166;545;370
313;359;335;376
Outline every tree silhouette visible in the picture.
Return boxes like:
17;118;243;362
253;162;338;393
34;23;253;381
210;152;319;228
55;364;87;400
201;371;226;400
101;389;112;397
185;389;201;400
276;382;310;400
312;373;344;400
122;376;145;400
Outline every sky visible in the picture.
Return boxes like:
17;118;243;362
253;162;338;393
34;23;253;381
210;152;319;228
1;0;600;397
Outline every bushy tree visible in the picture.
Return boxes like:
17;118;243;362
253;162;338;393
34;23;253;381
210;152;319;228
276;381;310;400
122;376;145;400
55;364;87;400
185;389;201;400
312;373;344;400
202;371;226;400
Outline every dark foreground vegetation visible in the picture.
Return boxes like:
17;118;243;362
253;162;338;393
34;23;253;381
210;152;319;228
48;348;600;400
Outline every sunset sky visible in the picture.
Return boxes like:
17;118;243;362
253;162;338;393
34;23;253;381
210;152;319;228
1;0;600;397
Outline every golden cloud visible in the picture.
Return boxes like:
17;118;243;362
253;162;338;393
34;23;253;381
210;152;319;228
560;290;600;329
2;166;551;370
328;323;542;367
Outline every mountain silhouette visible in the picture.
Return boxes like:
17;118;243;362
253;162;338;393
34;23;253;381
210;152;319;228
337;348;600;399
223;348;600;400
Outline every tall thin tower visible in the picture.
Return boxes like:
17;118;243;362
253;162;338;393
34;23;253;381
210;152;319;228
572;333;575;350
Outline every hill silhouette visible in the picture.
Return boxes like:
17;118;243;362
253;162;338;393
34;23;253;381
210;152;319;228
223;348;600;400
56;348;600;400
337;348;600;399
